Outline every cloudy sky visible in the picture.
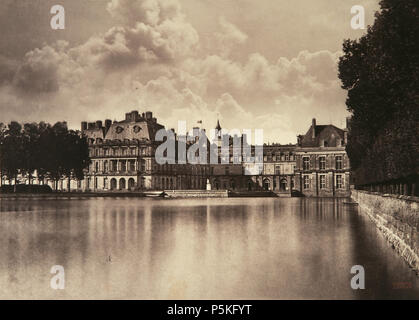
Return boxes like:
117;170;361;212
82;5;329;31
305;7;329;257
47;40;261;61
0;0;379;143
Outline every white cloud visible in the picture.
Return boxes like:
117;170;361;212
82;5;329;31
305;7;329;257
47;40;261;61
0;0;350;143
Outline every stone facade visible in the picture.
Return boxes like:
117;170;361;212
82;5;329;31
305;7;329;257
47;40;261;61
208;143;296;195
1;112;351;197
80;110;209;192
294;119;351;197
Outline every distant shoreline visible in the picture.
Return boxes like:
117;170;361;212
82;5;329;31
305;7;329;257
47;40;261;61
0;192;148;198
0;190;281;199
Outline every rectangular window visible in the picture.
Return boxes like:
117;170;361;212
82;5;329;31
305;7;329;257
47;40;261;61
129;160;135;172
320;175;326;189
285;154;290;161
303;175;310;189
111;160;117;172
336;175;343;189
319;156;326;170
275;165;281;175
303;157;310;170
336;156;343;169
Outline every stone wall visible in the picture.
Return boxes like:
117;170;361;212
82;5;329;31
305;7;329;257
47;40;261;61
351;190;419;274
164;190;229;198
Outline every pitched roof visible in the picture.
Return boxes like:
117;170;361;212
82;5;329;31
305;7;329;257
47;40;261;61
300;124;346;148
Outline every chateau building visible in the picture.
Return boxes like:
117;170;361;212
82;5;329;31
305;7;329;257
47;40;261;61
294;119;350;197
81;110;209;192
82;112;300;194
208;121;296;195
1;110;351;197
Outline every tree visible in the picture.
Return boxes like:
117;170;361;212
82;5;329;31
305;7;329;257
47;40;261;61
22;122;41;184
338;0;419;191
0;123;6;187
62;128;90;192
0;120;90;192
42;122;90;191
1;122;25;191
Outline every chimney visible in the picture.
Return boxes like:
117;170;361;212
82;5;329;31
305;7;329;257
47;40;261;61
346;116;351;129
242;133;247;146
96;120;102;129
312;118;316;139
105;119;112;130
344;131;348;145
297;135;302;146
145;111;153;120
131;110;139;121
87;122;95;130
125;112;131;121
81;122;87;132
193;127;200;142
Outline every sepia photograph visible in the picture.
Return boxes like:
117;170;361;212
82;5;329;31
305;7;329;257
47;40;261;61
0;0;418;306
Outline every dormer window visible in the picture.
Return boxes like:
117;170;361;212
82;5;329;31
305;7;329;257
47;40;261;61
116;126;124;134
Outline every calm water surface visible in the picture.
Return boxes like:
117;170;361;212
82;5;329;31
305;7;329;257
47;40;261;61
0;197;418;299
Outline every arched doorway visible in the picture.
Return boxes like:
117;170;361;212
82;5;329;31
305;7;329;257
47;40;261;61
128;178;135;190
119;178;126;190
280;178;288;191
263;178;270;191
110;178;117;190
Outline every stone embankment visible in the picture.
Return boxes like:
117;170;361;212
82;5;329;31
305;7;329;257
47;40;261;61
351;190;419;274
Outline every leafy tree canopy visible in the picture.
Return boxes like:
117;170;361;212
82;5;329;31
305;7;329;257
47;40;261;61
338;0;419;186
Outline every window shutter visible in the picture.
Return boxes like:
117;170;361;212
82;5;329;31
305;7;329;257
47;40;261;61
327;155;332;170
310;156;315;170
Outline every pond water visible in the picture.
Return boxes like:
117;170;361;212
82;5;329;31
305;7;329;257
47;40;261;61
0;196;418;299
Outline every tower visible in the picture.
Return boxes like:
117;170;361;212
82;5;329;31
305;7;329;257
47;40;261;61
215;119;222;148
